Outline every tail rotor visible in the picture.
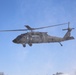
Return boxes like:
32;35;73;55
62;22;75;31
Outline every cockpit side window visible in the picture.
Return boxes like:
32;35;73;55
16;35;22;40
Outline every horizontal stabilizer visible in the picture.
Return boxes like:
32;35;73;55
65;36;74;40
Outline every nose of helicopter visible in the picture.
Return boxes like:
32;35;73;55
12;39;17;43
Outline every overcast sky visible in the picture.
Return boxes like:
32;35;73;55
0;0;76;75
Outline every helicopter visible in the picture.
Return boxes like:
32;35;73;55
0;22;75;47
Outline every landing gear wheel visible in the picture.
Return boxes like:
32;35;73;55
23;44;26;47
29;43;32;46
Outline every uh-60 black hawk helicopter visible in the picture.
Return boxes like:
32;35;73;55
0;22;75;47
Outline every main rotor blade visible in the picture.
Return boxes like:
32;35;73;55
32;22;68;30
0;22;68;32
0;29;28;32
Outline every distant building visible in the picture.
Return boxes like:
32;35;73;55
53;72;69;75
0;72;4;75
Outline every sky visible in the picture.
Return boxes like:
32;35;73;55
0;0;76;75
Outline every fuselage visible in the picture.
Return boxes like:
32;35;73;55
13;32;63;44
12;31;74;47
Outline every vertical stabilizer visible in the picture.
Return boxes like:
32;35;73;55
63;22;74;40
